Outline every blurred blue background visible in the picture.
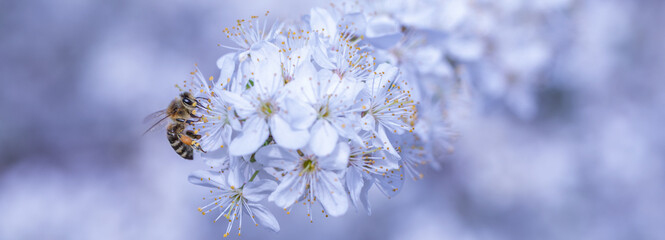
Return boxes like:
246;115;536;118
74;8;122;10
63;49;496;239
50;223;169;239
1;0;664;239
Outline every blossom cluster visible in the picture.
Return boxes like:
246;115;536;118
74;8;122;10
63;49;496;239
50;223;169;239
167;0;574;236
355;0;573;119
173;6;453;237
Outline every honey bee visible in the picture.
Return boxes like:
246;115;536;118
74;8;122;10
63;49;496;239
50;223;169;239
144;92;208;160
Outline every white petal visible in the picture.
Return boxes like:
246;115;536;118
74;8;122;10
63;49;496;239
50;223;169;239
247;203;280;232
253;60;283;96
284;76;317;104
345;168;364;211
309;120;339;156
310;7;338;38
338;13;366;35
226;167;245;190
222;125;233;146
254;145;299;169
200;125;227;152
319;141;349;171
313;69;333;98
356;88;371;105
243;179;278;202
366;32;403;49
187;170;228;190
338;77;365;105
360;114;376;131
377;126;399;157
229;116;269;156
365;15;400;38
311;39;335;69
249;41;281;64
370;63;398;94
359;176;373;215
216;52;236;83
270;115;310;150
326;71;344;96
268;172;306;208
281;97;316;130
375;167;404;198
201;147;229;168
288;47;311;69
315;170;348;217
329;117;363;145
249;42;283;94
220;90;254;118
373;150;401;170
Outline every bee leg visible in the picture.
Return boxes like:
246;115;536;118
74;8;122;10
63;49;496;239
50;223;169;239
195;97;210;105
192;141;207;153
195;103;209;110
185;130;202;139
183;130;206;153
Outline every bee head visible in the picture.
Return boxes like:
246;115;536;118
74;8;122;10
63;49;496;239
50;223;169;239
180;92;197;108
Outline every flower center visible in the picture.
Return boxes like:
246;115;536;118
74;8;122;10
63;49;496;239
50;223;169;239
318;105;330;118
259;100;276;117
301;158;317;173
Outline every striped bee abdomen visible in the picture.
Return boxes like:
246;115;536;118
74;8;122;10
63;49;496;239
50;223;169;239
167;131;194;160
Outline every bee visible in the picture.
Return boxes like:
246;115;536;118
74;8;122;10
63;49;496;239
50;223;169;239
144;92;208;160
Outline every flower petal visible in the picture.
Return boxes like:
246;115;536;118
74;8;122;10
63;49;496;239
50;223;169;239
216;52;236;84
359;176;373;215
255;145;299;170
377;126;400;157
329;117;363;145
247;203;280;232
311;38;335;69
229;116;269;156
315;170;348;217
244;179;278;202
285;66;318;104
249;42;283;94
319;141;349;171
370;63;398;95
270;115;310;150
293;60;317;84
187;170;229;190
309;120;339;156
220;90;254;118
281;97;316;130
338;13;366;35
375;167;404;198
268;172;307;208
313;69;333;98
360;114;376;131
226;167;245;190
201;147;230;168
288;47;312;69
310;7;338;38
345;168;365;212
365;15;400;38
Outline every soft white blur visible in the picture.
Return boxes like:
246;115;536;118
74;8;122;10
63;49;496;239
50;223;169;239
1;0;663;239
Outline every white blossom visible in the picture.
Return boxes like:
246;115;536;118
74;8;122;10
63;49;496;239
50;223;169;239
256;142;350;218
188;169;280;237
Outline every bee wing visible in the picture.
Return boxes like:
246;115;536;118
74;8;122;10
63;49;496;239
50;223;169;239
144;109;167;123
143;110;170;135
